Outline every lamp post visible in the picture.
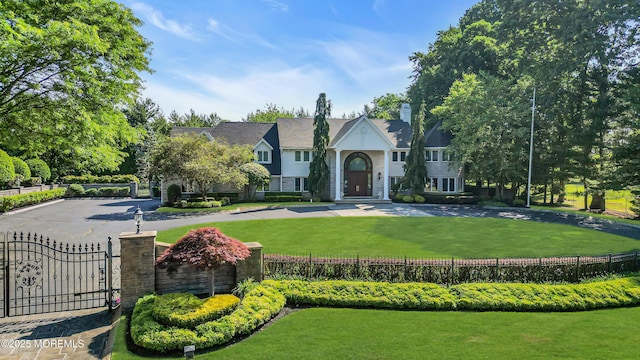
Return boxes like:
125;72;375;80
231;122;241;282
526;87;536;208
133;206;143;234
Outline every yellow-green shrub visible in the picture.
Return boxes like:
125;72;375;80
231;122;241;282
152;293;240;328
265;279;456;310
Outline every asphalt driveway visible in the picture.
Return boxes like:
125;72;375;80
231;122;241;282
1;199;639;245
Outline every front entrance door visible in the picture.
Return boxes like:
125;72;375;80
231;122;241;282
347;171;368;196
344;152;372;197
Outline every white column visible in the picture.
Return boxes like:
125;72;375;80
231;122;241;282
383;150;390;200
335;150;342;200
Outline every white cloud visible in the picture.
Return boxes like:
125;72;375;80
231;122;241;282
206;18;278;49
131;2;199;40
261;0;289;12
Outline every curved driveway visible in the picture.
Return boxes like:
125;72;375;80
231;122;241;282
1;199;639;244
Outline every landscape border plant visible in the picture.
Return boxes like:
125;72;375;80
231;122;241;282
129;277;640;353
0;188;66;212
152;293;240;328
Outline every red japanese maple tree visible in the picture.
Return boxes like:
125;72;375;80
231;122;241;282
156;227;251;273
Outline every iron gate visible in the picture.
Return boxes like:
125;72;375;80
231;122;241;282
0;232;120;318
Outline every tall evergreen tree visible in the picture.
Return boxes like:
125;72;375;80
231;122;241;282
308;93;331;199
403;102;428;193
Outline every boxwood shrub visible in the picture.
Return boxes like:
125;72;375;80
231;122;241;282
264;192;304;202
131;284;285;352
264;279;456;310
0;188;66;212
152;293;240;329
130;277;640;353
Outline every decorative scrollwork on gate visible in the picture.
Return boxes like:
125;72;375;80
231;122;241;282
15;259;44;290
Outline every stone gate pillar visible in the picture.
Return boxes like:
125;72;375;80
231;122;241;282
119;231;157;311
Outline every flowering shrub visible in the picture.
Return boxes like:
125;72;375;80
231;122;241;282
156;227;251;273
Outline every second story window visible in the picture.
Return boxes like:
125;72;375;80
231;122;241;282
256;150;270;163
295;150;311;162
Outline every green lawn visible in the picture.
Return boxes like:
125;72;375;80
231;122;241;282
157;217;639;258
531;205;640;226
533;183;636;215
113;307;640;359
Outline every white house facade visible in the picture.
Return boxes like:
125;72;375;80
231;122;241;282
162;104;464;202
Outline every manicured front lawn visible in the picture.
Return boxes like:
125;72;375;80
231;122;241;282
112;307;640;359
157;217;640;258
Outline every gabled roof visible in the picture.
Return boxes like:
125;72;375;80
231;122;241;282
424;120;453;148
276;118;353;149
330;115;396;148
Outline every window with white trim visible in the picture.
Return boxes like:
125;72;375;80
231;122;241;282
443;150;455;162
392;151;407;162
442;177;456;192
390;176;404;190
425;150;439;162
426;177;438;192
256;150;270;164
294;177;308;192
295;150;311;162
256;182;269;192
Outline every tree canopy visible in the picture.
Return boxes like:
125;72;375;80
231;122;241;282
243;103;310;123
0;0;152;174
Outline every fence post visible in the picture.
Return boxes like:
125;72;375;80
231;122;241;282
576;255;580;282
538;258;542;283
608;253;612;273
450;257;455;285
404;255;408;281
636;252;639;272
495;258;500;282
356;254;360;279
308;252;312;279
107;237;113;312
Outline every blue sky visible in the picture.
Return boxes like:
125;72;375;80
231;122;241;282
120;0;479;121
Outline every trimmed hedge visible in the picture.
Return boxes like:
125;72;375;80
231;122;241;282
0;149;15;186
130;277;640;353
0;188;66;212
61;174;139;184
25;159;51;183
131;284;285;352
176;200;222;208
452;278;640;311
264;192;303;202
152;293;240;329
64;185;129;197
12;157;31;179
264;279;456;310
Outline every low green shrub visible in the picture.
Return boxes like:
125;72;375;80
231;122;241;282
394;193;405;202
152;293;240;328
0;149;15;186
264;280;456;310
25;159;51;183
96;187;129;197
413;194;425;203
12;157;31;179
151;186;161;197
64;184;85;197
61;174;139;184
167;184;182;205
84;188;99;197
452;278;640;311
176;200;222;208
22;177;42;186
221;196;231;206
264;192;304;202
512;199;526;207
402;195;414;203
0;188;66;212
131;284;285;352
130;277;640;353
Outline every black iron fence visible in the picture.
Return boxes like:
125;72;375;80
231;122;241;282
1;232;120;318
263;252;640;284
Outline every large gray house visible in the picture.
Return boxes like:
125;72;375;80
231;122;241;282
162;104;463;202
